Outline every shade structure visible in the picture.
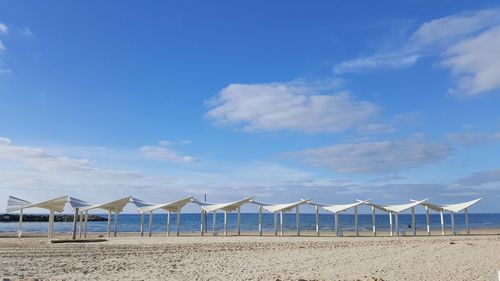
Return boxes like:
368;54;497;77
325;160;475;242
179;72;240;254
131;196;194;237
68;197;94;239
193;197;253;236
411;198;481;236
251;199;310;236
79;196;132;238
365;199;428;237
7;195;68;239
309;200;370;237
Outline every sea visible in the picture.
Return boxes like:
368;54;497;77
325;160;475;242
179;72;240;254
1;213;499;234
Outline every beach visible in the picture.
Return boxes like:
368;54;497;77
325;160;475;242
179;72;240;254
1;232;500;281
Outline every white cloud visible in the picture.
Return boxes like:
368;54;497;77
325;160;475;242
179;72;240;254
0;137;11;145
139;145;196;163
446;131;500;146
288;137;451;173
357;123;395;134
335;8;500;95
0;23;8;34
456;169;500;187
158;139;191;146
0;40;5;52
206;80;378;133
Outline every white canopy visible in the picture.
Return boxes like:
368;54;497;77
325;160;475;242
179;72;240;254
80;196;132;212
411;198;482;213
68;197;93;209
7;195;68;213
315;199;370;213
366;198;428;213
132;196;194;213
194;197;253;212
251;199;310;213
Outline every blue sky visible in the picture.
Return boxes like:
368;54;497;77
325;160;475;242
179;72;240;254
1;1;500;213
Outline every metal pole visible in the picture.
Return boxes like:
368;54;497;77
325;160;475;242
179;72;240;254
389;212;393;237
167;210;171;237
465;208;470;235
280;211;284;236
72;208;79;240
107;210;111;237
200;211;204;236
204;194;207;233
411;207;416;236
176;209;180;236
18;209;23;239
395;212;399;237
148;210;153;237
296;206;300;236
440;210;445;235
425;206;430;235
237;207;241;236
354;206;359;237
258;206;262;236
224;210;228;236
140;212;144;237
315;206;319;237
84;211;88;238
451;212;455;235
334;213;339;237
212;211;217;236
372;206;376;236
48;209;55;239
273;212;277;236
114;211;118;237
78;209;83;238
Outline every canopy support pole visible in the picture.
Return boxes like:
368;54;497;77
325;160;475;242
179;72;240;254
354;206;359;237
48;209;55;239
334;213;339;237
78;209;83;238
212;211;217;236
411;207;416;236
258;206;262;236
84;211;88;238
296;206;300;236
200;211;204;236
280;211;284;237
440;210;445;235
389;212;393;237
371;206;376;236
140;212;144;237
425;206;430;235
148;210;153;237
17;208;23;239
237;207;241;236
167;210;171;237
395;212;399;237
465;208;470;235
176;209;180;236
451;212;455;236
273;212;277;236
107;210;112;237
114;211;118;237
72;208;79;240
224;210;228;236
315;205;320;237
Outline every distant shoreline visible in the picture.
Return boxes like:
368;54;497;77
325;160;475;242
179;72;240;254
0;214;107;223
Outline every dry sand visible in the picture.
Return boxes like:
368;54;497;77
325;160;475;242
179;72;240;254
1;233;500;281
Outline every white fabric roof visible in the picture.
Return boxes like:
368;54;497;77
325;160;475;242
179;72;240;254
80;196;132;212
366;199;428;213
193;197;253;212
320;200;370;213
251;199;310;213
131;196;194;213
7;195;68;213
411;198;481;213
68;197;93;209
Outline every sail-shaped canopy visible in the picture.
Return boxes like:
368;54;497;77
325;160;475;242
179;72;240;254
411;198;481;213
80;196;131;212
7;195;68;213
193;197;253;212
310;199;370;213
68;197;93;210
251;199;310;213
366;199;428;213
131;196;194;213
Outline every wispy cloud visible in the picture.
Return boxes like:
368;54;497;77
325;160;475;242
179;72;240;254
0;23;7;35
446;131;500;146
287;136;452;173
139;141;196;163
335;8;500;95
456;169;500;187
206;80;378;133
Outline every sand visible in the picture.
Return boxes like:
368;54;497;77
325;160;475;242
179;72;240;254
1;233;500;281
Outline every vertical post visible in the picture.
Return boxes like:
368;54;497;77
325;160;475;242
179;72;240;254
224;210;228;236
237;207;241;236
395;212;399;237
389;212;393;237
425;206;430;235
176;209;180;236
212;211;217;236
372;206;376;236
200;211;204;236
280;211;284;237
78;209;83;238
72;208;79;240
440;210;445;235
148;210;153;237
450;212;455;236
296;206;300;236
334;213;339;237
465;208;470;235
84;211;88;238
204;194;207;234
140;212;144;237
48;209;55;239
315;206;320;237
114;211;118;237
411;207;416;236
273;212;277;236
107;210;112;237
167;210;171;237
18;208;23;239
258;206;262;236
354;206;359;237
